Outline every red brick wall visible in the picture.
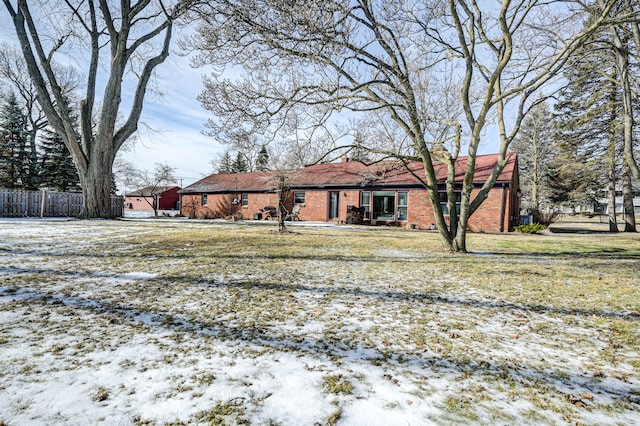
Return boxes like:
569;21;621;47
181;185;517;233
296;190;361;222
180;193;233;218
237;192;279;219
407;190;437;228
181;192;285;219
298;190;326;221
468;187;506;233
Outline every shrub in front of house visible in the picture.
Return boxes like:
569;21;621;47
516;223;547;234
530;209;559;226
195;206;216;219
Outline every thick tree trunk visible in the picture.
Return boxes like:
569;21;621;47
453;225;467;253
5;0;179;219
78;157;114;219
612;24;640;181
622;160;637;232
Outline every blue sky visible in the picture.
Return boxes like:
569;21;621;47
118;54;220;188
1;5;506;194
0;8;221;192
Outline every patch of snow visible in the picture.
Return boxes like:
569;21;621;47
0;220;638;425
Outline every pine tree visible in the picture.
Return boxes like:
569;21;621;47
110;175;118;195
217;151;233;174
231;151;249;173
511;102;554;211
255;145;269;171
551;44;620;214
39;124;80;191
39;97;80;191
350;131;371;163
551;19;638;231
0;93;35;189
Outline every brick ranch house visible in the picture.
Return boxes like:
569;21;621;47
179;152;520;233
124;186;181;210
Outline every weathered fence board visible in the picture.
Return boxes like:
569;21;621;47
0;188;122;218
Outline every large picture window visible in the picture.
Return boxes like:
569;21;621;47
360;191;408;221
372;191;396;220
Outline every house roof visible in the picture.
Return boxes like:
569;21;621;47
179;152;517;194
125;186;180;197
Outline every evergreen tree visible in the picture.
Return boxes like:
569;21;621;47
217;151;233;174
110;175;118;195
546;145;598;208
551;17;638;230
39;114;80;191
255;145;269;171
0;93;35;189
350;131;372;163
231;151;249;173
511;102;554;211
551;44;620;213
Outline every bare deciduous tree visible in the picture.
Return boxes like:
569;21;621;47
2;0;193;217
0;43;80;177
189;0;621;252
258;168;301;233
608;0;640;181
116;160;177;216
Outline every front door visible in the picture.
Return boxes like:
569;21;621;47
328;191;340;220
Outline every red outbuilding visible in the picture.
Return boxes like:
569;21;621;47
124;186;181;211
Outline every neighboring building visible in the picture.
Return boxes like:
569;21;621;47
124;186;181;210
596;181;640;215
179;153;520;233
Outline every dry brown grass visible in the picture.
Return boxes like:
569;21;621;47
1;219;638;424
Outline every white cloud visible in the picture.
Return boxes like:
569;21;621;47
120;53;223;188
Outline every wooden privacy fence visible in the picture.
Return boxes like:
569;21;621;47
0;188;123;218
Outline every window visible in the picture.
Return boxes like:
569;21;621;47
360;192;370;218
397;192;408;221
439;192;461;215
202;194;208;205
361;191;408;221
241;193;249;206
294;191;306;204
372;191;396;220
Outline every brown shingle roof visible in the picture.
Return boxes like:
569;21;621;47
179;153;517;194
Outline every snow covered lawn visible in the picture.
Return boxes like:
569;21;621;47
0;219;638;425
